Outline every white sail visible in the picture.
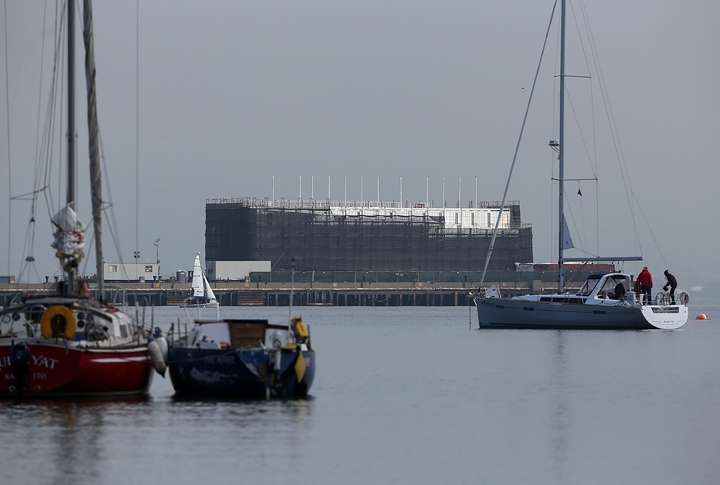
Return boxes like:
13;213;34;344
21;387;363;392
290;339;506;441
204;275;217;304
191;252;204;298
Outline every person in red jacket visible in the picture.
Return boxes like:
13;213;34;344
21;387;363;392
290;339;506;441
637;267;653;304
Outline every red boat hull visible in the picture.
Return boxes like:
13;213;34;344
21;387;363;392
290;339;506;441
0;344;153;397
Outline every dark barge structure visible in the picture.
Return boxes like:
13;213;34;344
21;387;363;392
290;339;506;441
205;197;533;273
0;197;616;306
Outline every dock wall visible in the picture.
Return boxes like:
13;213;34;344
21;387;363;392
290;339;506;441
0;275;588;308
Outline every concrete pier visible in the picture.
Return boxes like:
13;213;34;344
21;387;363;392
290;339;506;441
0;279;583;307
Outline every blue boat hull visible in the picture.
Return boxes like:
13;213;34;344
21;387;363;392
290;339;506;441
474;297;687;330
168;347;315;397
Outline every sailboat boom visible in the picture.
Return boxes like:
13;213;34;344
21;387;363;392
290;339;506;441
563;257;642;263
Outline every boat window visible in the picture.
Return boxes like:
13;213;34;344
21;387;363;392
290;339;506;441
577;275;603;296
598;275;630;300
541;296;583;304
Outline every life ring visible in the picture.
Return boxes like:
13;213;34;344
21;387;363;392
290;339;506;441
40;305;76;339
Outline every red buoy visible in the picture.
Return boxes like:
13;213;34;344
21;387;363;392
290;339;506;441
697;314;707;320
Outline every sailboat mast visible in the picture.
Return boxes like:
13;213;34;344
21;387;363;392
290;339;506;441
83;0;105;298
557;0;567;293
66;0;76;293
67;3;75;207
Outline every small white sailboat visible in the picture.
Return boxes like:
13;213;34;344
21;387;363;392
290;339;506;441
472;0;688;330
181;253;219;309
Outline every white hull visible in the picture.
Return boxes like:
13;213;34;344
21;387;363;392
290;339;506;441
180;301;219;309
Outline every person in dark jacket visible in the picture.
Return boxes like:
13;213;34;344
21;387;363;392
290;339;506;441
637;267;653;304
613;281;626;300
663;270;678;304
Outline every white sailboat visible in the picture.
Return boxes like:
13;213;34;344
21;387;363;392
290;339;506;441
472;0;688;330
182;253;219;309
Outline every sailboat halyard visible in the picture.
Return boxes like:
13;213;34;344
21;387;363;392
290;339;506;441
0;0;154;397
472;0;688;330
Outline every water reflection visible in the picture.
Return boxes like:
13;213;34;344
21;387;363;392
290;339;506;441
0;397;150;484
550;330;569;484
166;395;315;434
0;393;315;484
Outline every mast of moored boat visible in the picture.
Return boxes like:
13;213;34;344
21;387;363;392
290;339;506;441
557;0;567;293
66;0;77;294
83;0;105;299
554;0;642;289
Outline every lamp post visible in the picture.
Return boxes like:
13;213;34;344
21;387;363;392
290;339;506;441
154;238;161;264
154;238;161;280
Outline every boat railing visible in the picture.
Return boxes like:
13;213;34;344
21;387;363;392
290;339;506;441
206;196;522;211
103;285;129;308
654;291;689;307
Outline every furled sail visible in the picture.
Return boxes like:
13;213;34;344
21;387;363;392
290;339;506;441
51;204;86;263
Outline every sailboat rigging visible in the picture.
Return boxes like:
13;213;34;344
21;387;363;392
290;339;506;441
0;0;159;396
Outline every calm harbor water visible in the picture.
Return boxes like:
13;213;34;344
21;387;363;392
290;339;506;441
2;304;720;484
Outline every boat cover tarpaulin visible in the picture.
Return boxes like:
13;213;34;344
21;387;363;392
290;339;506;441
51;204;86;260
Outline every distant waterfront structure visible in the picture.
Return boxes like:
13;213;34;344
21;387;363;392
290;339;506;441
205;197;533;276
206;261;272;281
103;262;160;282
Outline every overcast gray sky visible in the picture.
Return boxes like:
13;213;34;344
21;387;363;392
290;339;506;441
2;0;719;299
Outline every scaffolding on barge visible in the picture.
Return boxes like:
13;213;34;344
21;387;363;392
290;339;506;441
205;197;533;273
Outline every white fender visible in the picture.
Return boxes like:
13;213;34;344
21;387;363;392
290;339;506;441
156;336;169;362
148;340;166;377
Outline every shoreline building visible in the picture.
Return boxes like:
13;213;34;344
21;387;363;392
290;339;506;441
205;197;533;279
